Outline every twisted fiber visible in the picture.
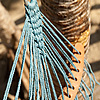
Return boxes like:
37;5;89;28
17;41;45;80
41;0;90;58
42;27;78;73
29;29;34;100
15;30;29;100
44;40;72;86
3;20;27;100
41;0;92;99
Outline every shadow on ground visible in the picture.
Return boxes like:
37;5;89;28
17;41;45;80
91;4;100;10
90;61;100;72
90;26;100;45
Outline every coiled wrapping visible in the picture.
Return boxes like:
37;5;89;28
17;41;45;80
41;0;90;58
41;0;91;99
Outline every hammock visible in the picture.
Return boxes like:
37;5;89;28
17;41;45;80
3;0;100;100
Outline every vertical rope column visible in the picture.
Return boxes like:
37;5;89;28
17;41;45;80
41;0;90;59
41;0;90;99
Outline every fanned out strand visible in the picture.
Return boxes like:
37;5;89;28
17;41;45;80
74;60;100;100
15;31;29;100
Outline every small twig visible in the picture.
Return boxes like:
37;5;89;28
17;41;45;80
8;94;21;100
24;0;28;6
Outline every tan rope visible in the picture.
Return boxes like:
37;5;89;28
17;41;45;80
41;0;90;58
41;0;90;99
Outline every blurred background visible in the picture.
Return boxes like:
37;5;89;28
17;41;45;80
0;0;100;99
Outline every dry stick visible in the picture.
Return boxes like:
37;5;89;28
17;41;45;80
8;94;21;100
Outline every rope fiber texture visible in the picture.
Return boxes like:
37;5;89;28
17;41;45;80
41;0;90;59
3;0;100;100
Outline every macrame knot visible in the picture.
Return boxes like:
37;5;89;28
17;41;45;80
24;0;41;22
38;41;44;50
32;19;42;29
24;0;37;10
33;27;42;35
34;33;44;50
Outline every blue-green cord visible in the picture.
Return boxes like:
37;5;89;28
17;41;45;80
39;52;48;100
15;31;29;100
79;87;86;99
32;36;36;100
43;32;76;79
40;12;80;54
83;68;95;92
85;60;100;85
84;61;95;92
41;56;52;100
3;20;27;100
3;0;100;99
46;54;65;100
43;30;77;71
44;45;71;91
29;31;33;100
42;23;79;63
44;56;58;100
75;95;78;100
44;41;72;89
37;49;44;100
80;82;89;100
45;46;70;97
81;79;93;100
44;38;76;82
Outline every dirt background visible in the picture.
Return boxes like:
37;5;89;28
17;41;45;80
0;0;100;99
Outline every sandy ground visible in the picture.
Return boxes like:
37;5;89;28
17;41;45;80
1;0;100;99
